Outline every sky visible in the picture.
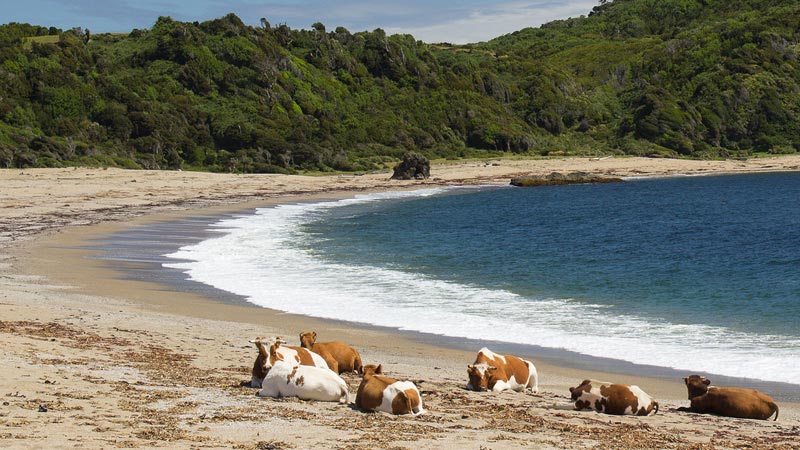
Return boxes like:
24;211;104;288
4;0;600;44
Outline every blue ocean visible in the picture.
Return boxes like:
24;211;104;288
165;172;800;385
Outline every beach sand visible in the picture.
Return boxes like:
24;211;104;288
2;156;800;449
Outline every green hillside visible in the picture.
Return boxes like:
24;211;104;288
1;0;798;172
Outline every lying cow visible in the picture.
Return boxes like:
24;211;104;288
355;364;425;415
299;331;363;374
249;337;330;388
677;375;779;420
553;379;659;416
258;359;349;403
466;347;539;393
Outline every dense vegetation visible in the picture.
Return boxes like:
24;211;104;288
1;0;799;172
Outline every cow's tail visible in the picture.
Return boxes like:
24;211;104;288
338;379;350;404
353;351;363;374
527;361;540;394
769;402;779;421
409;389;426;415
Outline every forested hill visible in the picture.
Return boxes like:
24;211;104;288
1;0;799;172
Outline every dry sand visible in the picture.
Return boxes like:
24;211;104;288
2;156;800;449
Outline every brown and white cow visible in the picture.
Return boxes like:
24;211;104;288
676;375;779;420
553;379;659;416
249;337;330;388
258;359;349;403
466;347;539;393
299;331;363;374
355;364;425;415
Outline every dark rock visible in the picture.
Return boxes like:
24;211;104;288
510;171;623;187
38;405;48;412
391;152;430;180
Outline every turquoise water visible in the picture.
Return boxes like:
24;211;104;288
166;172;800;384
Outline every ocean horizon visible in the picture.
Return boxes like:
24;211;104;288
157;172;800;391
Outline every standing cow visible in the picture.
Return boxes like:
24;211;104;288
553;379;659;416
677;375;779;420
249;337;330;388
466;347;539;393
355;364;425;415
299;331;363;374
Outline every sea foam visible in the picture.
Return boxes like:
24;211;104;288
164;188;800;385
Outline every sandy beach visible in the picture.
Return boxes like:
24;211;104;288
2;156;800;449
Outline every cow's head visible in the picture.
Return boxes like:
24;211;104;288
250;336;287;375
299;331;317;348
362;364;383;378
683;375;711;399
467;364;497;391
249;337;270;379
569;379;594;401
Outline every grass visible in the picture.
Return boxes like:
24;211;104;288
22;35;59;50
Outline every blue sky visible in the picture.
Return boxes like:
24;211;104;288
4;0;600;44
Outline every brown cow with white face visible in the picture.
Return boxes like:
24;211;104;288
553;379;659;416
677;375;779;420
299;331;363;374
355;364;425;415
466;347;539;393
249;337;330;388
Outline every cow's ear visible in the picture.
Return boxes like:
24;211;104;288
702;378;711;386
683;377;689;383
375;364;383;374
569;387;575;393
256;341;268;355
467;364;474;370
312;331;317;340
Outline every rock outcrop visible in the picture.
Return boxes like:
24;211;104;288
391;152;430;180
510;171;623;187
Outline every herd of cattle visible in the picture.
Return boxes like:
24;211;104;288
248;332;780;421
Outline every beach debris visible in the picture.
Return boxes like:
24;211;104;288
38;404;48;412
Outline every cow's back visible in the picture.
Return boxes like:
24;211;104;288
260;362;348;402
700;387;778;420
316;342;363;373
275;345;329;369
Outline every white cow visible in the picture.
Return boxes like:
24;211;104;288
258;359;349;403
250;337;330;388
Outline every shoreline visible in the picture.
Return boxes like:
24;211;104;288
90;186;800;401
3;157;800;449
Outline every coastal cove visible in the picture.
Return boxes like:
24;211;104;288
3;157;800;449
90;174;800;401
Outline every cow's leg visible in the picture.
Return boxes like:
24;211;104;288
491;380;511;392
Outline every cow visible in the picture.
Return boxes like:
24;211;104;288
355;364;425;415
466;347;539;393
299;331;363;374
676;375;779;420
249;337;330;388
257;359;349;403
552;379;659;416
